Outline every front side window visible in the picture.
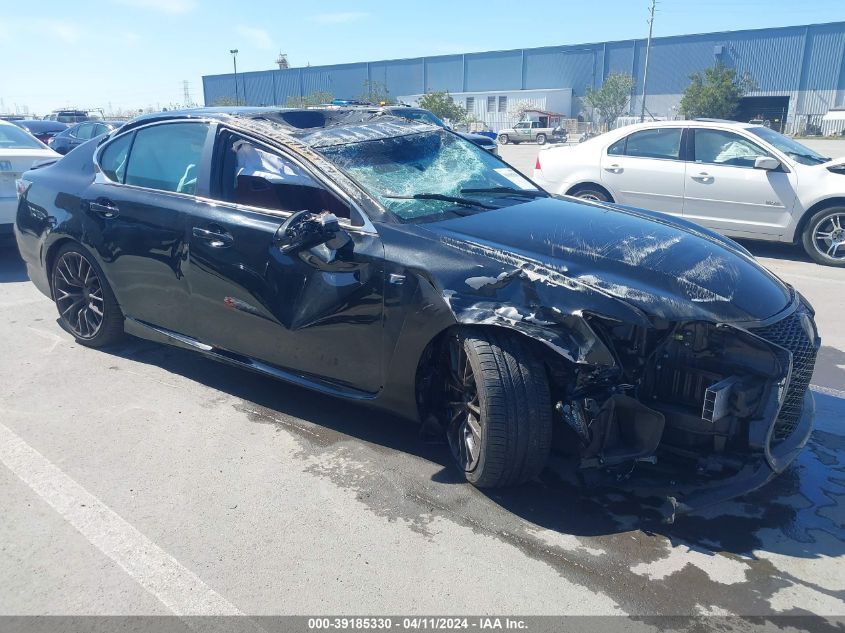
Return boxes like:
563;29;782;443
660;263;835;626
74;124;94;140
694;129;768;167
318;130;545;223
218;136;350;219
618;128;683;160
124;122;209;194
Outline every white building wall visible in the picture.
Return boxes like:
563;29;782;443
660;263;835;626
398;88;573;132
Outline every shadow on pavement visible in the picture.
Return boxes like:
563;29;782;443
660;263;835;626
736;239;813;264
100;335;845;563
0;239;28;283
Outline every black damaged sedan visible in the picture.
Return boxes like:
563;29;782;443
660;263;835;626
14;107;820;520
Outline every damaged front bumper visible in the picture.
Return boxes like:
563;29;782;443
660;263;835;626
660;390;815;523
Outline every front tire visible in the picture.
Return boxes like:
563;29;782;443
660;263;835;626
51;243;125;347
498;134;509;145
443;328;552;488
570;185;611;203
802;206;845;267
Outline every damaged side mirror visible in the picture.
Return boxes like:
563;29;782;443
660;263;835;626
274;210;351;255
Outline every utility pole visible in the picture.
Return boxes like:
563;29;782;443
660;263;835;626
230;49;239;105
639;0;656;123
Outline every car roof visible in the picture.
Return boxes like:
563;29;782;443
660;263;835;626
119;106;439;148
613;119;758;131
13;119;68;129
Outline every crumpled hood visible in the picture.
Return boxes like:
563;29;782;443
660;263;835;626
424;197;792;323
823;155;845;169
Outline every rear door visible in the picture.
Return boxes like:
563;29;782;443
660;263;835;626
82;120;213;333
682;127;798;237
183;129;386;393
599;126;687;215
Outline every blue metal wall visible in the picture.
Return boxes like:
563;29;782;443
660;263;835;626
203;21;845;110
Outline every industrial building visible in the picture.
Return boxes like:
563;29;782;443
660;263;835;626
202;21;845;134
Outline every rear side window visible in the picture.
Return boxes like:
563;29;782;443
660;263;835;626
124;122;209;194
99;132;134;183
610;128;682;160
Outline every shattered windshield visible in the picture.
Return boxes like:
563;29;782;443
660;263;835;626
317;130;544;222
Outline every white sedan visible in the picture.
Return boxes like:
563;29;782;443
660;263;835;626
0;120;60;236
533;119;845;266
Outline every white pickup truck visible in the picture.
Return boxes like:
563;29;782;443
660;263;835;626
498;120;567;145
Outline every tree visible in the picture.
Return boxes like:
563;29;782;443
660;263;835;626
508;100;535;123
285;91;334;107
679;64;756;119
212;96;239;106
583;73;635;128
357;80;393;105
417;91;467;123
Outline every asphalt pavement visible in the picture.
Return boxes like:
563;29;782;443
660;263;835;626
0;139;843;619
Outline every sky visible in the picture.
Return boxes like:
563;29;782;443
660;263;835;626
1;0;843;116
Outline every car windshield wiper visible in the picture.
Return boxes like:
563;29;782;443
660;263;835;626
383;193;497;209
461;186;548;198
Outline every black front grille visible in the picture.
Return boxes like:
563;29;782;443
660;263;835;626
748;306;818;443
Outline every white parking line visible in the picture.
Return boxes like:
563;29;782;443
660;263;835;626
0;420;243;616
811;384;845;399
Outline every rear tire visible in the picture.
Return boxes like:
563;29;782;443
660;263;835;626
801;206;845;267
498;134;509;145
570;185;611;203
51;243;125;347
536;133;547;145
443;328;553;488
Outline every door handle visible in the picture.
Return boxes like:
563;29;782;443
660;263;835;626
89;200;119;218
691;172;714;183
603;164;622;174
193;226;233;247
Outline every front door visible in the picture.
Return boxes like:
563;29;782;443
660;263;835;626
682;128;798;237
600;126;686;216
184;131;386;394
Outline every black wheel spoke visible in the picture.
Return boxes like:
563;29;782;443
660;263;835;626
445;337;483;473
53;252;105;339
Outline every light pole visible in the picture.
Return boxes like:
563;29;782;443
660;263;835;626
230;49;239;105
639;0;656;123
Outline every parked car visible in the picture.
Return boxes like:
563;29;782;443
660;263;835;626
15;108;819;520
12;120;68;145
43;109;103;124
49;120;124;155
533;119;845;266
381;106;499;155
0;120;59;235
498;120;567;145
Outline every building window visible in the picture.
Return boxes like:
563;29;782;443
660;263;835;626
486;96;496;113
466;97;475;112
498;96;508;113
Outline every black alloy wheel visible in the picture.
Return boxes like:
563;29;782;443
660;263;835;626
445;335;483;473
443;328;553;488
51;244;124;346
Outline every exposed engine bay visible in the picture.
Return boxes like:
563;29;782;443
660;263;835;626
543;302;818;518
